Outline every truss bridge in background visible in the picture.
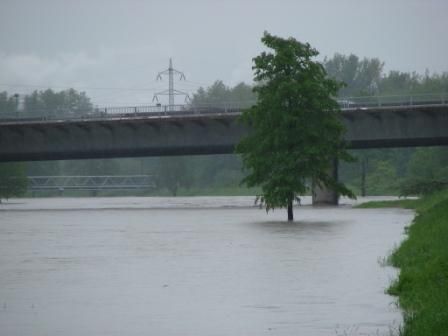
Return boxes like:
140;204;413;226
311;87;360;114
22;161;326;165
28;175;157;192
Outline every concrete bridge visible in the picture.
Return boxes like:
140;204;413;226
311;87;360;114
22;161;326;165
1;96;447;163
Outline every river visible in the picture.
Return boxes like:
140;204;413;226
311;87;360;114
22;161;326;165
0;196;412;336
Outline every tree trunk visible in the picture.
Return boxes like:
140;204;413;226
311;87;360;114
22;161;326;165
287;199;294;221
361;157;368;197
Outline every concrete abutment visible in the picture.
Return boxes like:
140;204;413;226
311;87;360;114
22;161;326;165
312;159;339;206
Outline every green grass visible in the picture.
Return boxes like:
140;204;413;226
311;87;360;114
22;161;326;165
355;199;419;209
360;190;448;335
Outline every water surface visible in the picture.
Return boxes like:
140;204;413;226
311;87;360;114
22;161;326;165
0;197;412;335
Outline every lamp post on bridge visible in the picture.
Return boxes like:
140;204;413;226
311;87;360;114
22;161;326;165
13;93;19;118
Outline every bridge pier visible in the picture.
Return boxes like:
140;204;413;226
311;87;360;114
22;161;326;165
312;159;339;206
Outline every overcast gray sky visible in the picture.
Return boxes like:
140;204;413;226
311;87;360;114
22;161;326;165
0;0;447;106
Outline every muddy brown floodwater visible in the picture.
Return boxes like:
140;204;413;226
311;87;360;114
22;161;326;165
0;197;412;335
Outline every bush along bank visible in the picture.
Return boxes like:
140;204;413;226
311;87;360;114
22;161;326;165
383;190;448;335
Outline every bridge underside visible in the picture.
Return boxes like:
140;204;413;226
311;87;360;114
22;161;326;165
349;137;448;149
0;105;447;162
2;145;238;162
343;105;448;149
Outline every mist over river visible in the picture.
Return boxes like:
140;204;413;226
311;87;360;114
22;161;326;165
0;197;412;335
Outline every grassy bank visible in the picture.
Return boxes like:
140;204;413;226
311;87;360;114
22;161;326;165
360;190;448;335
355;199;419;209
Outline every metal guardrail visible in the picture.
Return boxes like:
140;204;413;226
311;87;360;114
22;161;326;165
337;93;448;109
1;93;447;123
0;101;255;123
27;175;157;191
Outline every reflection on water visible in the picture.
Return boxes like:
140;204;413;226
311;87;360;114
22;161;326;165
0;197;412;336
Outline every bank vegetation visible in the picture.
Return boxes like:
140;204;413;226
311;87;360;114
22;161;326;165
359;189;448;335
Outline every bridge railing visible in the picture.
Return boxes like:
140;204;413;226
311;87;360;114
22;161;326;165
339;93;448;109
1;93;447;123
93;101;255;115
0;101;257;123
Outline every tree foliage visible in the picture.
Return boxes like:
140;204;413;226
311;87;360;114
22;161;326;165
323;53;384;97
365;160;398;195
237;32;354;220
191;80;256;108
156;156;192;196
324;53;448;98
0;163;28;202
378;70;448;95
23;88;93;118
324;53;448;196
0;91;19;116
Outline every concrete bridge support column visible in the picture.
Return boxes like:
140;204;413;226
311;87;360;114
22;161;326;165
312;159;339;206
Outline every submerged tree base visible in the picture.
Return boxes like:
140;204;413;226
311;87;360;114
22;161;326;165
287;201;293;221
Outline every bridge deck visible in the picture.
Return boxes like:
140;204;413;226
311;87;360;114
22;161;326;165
1;100;447;162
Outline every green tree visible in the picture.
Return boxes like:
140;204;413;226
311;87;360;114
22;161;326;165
229;82;257;105
23;89;93;118
26;161;62;177
191;80;230;105
237;32;354;221
407;147;448;180
191;80;256;108
323;53;383;97
365;160;398;195
378;71;417;95
187;82;256;193
156;156;192;196
0;163;28;202
0;91;19;117
60;158;120;176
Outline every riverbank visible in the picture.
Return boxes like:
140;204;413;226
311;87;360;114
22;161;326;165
0;195;399;211
359;190;448;335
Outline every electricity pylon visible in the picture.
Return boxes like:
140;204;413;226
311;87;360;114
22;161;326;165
153;58;189;109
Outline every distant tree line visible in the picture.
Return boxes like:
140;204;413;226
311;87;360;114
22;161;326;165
0;163;27;202
0;53;447;200
0;88;93;119
190;80;256;106
323;53;448;97
322;53;448;196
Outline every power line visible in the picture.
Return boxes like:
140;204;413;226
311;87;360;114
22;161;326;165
176;82;207;89
0;83;166;92
0;80;218;94
153;58;190;107
184;79;212;87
